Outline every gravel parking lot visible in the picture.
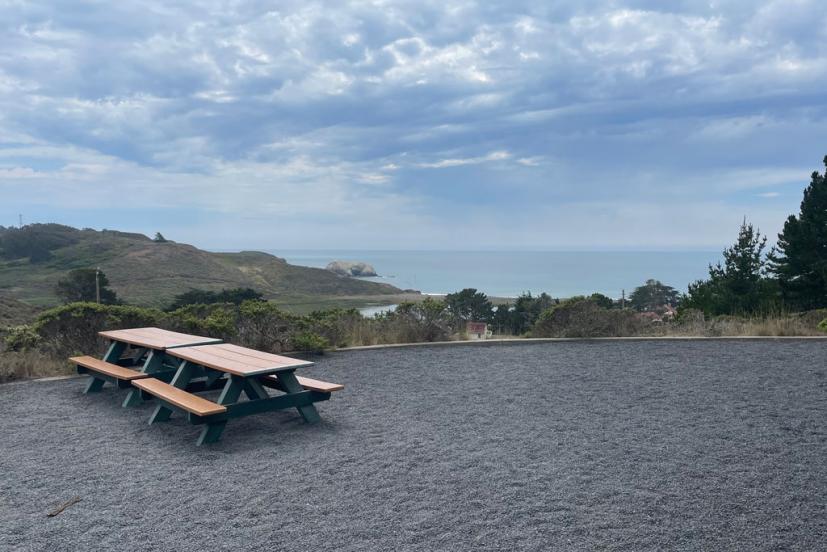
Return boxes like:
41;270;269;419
1;339;825;551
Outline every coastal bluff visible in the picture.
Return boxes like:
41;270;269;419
0;224;401;307
326;260;378;277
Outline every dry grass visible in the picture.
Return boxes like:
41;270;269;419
660;312;826;337
0;350;73;383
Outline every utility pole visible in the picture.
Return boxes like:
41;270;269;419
95;266;101;304
621;289;626;310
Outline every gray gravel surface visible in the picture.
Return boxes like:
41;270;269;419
1;340;826;551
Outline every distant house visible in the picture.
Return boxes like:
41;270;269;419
638;311;663;324
466;322;491;340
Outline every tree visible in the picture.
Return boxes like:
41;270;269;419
684;221;778;315
0;223;80;261
589;293;615;309
768;156;827;310
55;268;118;304
388;298;451;342
153;232;168;243
508;292;557;335
628;279;679;312
444;288;493;324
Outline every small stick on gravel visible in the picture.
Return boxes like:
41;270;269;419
47;496;81;517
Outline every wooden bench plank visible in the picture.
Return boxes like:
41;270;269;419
70;356;149;381
262;374;344;393
297;376;344;393
132;378;227;416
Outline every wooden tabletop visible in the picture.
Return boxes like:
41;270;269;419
99;327;222;350
166;343;314;377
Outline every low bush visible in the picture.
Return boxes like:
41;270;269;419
33;302;163;358
532;298;642;338
292;332;330;354
167;303;238;341
236;301;301;352
3;325;41;351
373;299;452;343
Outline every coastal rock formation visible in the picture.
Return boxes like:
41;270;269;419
326;260;378;277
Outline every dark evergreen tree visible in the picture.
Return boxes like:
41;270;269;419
509;292;556;334
684;220;778;315
589;293;615;309
444;288;494;324
55;268;119;304
628;279;679;312
769;156;827;310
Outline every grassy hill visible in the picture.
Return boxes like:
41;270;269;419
0;296;40;327
0;224;404;309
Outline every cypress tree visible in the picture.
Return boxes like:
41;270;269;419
769;156;827;310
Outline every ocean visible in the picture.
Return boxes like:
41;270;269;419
278;250;721;300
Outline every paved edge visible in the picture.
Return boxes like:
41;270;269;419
336;335;827;351
9;335;826;386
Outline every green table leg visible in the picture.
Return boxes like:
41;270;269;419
149;361;195;424
122;350;163;407
197;375;244;446
205;368;223;386
197;423;227;446
277;370;321;423
243;378;270;400
85;341;126;394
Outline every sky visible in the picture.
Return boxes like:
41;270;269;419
0;0;825;250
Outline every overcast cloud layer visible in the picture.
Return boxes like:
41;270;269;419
1;0;825;249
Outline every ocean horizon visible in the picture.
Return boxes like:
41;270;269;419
275;249;723;300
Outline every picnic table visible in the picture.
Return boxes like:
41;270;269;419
73;327;222;407
70;327;343;445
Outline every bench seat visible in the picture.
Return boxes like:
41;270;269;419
262;374;344;393
132;378;227;416
70;355;149;382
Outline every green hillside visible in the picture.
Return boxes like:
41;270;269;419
0;296;40;326
0;224;403;308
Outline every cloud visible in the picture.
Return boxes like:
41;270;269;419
1;1;825;248
418;150;511;168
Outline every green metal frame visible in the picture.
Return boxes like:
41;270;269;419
122;350;167;407
149;360;196;424
82;341;126;393
140;360;330;445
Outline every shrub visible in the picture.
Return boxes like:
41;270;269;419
818;318;827;333
33;302;163;357
167;303;237;341
304;308;366;348
292;332;330;354
3;325;41;352
377;298;451;343
235;300;300;352
798;308;827;328
166;287;264;311
532;299;641;338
